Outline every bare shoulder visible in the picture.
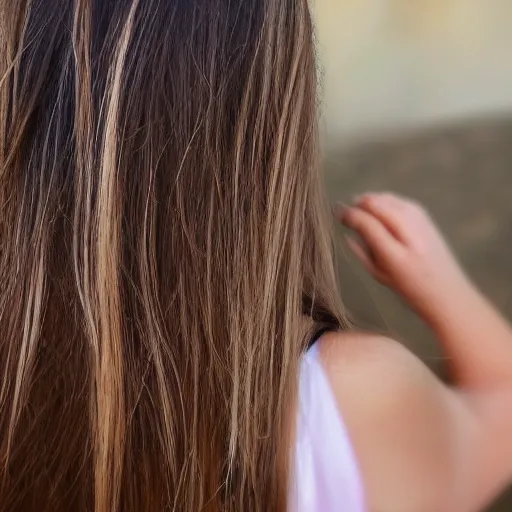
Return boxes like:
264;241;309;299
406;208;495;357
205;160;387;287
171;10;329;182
318;331;437;401
317;331;460;512
318;330;425;376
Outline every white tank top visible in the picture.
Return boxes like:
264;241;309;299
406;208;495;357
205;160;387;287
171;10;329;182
289;343;366;511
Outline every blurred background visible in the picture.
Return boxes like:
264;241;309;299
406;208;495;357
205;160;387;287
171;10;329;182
314;1;512;510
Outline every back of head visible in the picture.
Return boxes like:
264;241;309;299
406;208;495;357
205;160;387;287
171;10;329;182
0;0;347;510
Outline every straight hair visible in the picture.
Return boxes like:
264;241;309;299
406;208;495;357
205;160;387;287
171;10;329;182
0;0;348;510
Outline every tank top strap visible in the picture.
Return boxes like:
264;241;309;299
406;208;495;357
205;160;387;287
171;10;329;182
289;342;366;511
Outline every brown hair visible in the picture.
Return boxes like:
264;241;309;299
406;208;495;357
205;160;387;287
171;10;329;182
0;0;347;510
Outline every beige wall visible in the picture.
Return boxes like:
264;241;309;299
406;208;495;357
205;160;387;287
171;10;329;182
314;0;512;147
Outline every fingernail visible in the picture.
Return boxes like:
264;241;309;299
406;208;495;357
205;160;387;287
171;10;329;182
333;201;349;218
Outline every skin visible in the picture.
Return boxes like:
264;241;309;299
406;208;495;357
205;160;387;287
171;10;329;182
322;192;512;512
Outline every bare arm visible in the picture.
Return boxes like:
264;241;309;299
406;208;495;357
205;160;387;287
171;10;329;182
328;193;512;512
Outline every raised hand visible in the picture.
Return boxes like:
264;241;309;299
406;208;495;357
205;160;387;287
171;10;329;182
336;192;469;321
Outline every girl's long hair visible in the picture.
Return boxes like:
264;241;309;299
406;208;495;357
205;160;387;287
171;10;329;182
0;0;348;510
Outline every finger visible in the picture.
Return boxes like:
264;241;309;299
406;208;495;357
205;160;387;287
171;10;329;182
357;191;415;206
355;193;413;245
345;236;389;284
376;192;425;217
340;205;402;258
